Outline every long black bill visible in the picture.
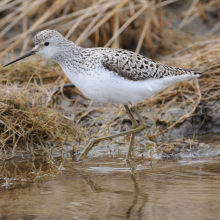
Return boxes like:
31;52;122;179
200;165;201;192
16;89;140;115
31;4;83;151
4;49;36;67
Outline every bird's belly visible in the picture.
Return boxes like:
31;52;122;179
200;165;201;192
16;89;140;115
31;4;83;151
64;68;198;105
64;70;150;104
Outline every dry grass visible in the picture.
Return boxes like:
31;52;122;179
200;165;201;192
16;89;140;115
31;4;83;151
0;62;82;159
1;0;220;159
140;38;220;137
0;88;79;159
1;0;212;58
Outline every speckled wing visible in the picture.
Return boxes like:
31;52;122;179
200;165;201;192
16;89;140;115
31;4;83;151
101;49;202;81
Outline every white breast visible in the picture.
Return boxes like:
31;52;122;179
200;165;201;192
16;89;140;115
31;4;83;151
61;65;199;105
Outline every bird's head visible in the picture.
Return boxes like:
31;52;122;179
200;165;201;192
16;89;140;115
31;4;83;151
4;30;67;67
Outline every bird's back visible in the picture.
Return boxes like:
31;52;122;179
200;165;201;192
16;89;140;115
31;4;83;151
69;47;202;105
83;47;202;81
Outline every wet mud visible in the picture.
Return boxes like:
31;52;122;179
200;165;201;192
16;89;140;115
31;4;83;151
169;100;220;136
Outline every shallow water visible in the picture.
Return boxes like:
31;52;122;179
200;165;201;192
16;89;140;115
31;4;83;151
1;154;220;220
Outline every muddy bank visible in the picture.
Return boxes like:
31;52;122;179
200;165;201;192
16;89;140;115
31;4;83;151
54;85;220;137
168;99;220;137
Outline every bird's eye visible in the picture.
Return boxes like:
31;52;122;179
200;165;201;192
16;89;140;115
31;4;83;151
44;42;50;46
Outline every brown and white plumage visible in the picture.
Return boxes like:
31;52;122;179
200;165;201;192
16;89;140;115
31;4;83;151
4;29;203;161
101;48;201;81
5;29;202;105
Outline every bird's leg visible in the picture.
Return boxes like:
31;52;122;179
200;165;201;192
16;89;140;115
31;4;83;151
125;105;147;161
77;105;146;161
132;105;146;128
124;105;138;162
124;104;138;128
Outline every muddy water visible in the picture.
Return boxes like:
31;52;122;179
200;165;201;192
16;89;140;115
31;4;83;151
1;154;220;220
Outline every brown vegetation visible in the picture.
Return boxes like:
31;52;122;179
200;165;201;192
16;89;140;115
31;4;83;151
0;0;220;159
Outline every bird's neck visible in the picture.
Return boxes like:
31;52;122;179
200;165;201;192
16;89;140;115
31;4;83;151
52;42;86;81
51;41;83;67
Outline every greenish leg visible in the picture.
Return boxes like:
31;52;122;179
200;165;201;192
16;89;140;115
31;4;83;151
132;105;147;127
124;105;138;162
125;105;147;161
77;105;146;161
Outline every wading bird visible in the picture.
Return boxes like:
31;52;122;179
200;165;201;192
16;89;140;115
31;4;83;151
4;30;202;161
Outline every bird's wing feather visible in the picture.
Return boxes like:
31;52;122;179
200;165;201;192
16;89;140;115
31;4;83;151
101;48;201;81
